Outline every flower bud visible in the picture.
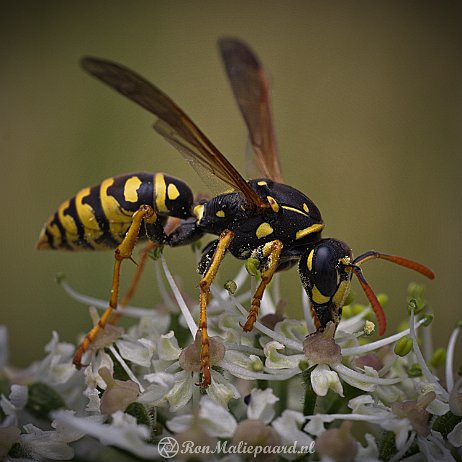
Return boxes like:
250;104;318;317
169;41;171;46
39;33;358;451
408;363;422;377
430;347;446;368
224;280;237;295
394;337;413;357
245;258;260;276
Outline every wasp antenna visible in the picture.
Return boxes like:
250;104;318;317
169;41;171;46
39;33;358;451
353;251;435;280
350;265;387;336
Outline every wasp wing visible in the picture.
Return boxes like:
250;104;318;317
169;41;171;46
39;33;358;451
219;38;283;183
81;57;264;208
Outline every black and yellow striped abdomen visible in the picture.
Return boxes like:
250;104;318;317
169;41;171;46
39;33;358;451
37;172;193;250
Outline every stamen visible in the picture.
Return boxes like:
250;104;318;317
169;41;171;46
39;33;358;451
224;343;265;356
389;432;416;462
154;259;176;309
409;308;449;399
160;254;197;337
108;345;144;393
302;288;316;333
341;318;427;356
220;359;300;381
446;326;460;391
333;364;401;385
228;294;303;351
59;276;156;318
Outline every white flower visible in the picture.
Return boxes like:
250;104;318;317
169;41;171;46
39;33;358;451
168;396;238;438
166;370;193;412
116;336;155;367
264;341;305;369
83;386;101;412
1;385;28;422
272;410;313;450
166;369;240;412
84;350;114;389
21;424;75;460
448;421;462;448
418;432;457;462
53;410;158;459
139;371;175;407
246;388;279;423
310;364;344;397
157;330;181;360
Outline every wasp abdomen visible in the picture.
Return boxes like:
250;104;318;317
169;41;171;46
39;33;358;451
37;172;193;251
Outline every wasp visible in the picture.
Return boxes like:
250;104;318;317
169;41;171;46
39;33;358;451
38;38;434;387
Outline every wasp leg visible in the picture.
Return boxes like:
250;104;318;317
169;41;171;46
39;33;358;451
197;229;234;387
73;205;157;369
109;217;181;326
242;240;283;332
108;240;156;326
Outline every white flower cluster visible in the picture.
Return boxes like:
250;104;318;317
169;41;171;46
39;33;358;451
1;257;461;461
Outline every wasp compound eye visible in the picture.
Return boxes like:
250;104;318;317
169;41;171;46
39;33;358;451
310;239;352;297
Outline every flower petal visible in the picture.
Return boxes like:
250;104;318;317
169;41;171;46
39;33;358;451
448;421;462;448
207;371;240;408
272;410;313;447
157;331;181;361
116;337;154;367
247;388;279;423
264;341;304;369
311;364;344;397
198;396;237;438
166;371;193;412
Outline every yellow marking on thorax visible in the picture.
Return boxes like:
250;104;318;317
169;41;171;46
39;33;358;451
267;196;279;213
307;249;315;271
194;204;205;223
167;183;180;201
256;222;274;239
155;173;168;213
303;203;310;214
282;205;308;217
216;210;225;218
311;285;331;305
295;223;324;240
257;180;267;186
124;176;142;203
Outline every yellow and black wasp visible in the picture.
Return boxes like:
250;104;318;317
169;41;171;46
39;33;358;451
38;38;434;387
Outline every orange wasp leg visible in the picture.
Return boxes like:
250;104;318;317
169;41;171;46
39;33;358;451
242;240;283;332
73;204;157;369
197;229;234;387
108;217;181;326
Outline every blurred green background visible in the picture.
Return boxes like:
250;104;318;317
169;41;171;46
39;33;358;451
1;1;460;366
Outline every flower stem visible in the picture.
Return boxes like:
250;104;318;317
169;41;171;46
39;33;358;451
303;371;317;416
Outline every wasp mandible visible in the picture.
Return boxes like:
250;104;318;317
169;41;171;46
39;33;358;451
38;39;434;387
